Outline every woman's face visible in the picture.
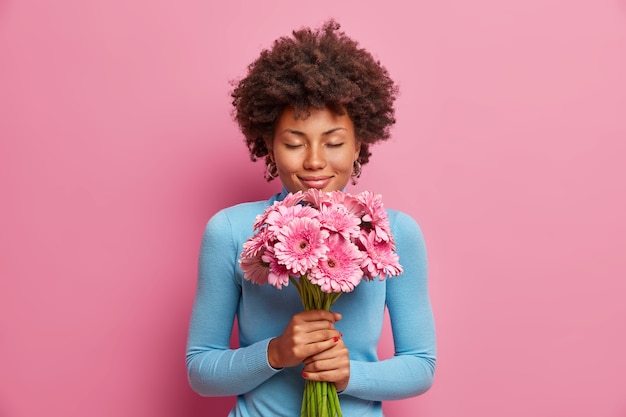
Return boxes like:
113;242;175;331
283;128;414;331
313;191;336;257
269;107;361;193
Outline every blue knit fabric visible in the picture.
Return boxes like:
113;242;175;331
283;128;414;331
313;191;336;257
186;190;436;416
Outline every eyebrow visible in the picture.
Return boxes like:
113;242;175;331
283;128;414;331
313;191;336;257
281;127;347;136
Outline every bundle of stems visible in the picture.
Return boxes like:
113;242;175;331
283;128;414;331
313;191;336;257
290;276;343;417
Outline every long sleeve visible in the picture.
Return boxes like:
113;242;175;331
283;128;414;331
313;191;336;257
341;210;437;400
185;209;281;397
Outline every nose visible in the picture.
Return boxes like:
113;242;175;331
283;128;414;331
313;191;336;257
303;144;326;170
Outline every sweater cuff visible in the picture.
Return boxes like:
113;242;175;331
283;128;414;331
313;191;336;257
247;338;283;376
338;360;365;397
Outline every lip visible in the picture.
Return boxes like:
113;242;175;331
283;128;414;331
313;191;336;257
298;176;333;190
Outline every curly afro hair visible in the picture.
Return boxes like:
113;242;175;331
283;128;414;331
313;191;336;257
231;19;398;179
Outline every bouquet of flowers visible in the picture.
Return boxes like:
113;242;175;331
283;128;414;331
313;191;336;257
239;189;403;417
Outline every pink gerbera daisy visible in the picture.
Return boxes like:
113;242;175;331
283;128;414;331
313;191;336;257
318;202;361;241
241;228;272;258
263;246;291;289
309;234;364;293
239;250;269;285
281;190;305;207
302;188;332;209
274;217;329;275
358;191;392;242
359;230;403;280
266;204;320;236
252;192;305;231
252;201;280;230
327;191;365;217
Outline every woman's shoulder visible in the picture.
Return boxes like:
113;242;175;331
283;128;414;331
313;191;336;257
219;199;273;218
204;193;280;232
386;208;425;244
386;208;420;228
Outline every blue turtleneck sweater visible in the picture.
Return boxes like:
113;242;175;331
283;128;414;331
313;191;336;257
186;190;436;416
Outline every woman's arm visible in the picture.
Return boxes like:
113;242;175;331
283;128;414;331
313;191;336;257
341;210;437;401
186;210;281;396
187;207;348;396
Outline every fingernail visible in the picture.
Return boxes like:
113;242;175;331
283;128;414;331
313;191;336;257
302;372;307;378
340;332;343;337
333;336;339;342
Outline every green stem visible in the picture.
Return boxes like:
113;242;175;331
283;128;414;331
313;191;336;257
296;275;343;416
309;380;315;417
315;381;322;416
290;276;302;299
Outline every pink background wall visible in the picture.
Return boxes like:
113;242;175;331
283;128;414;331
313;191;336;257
1;1;625;416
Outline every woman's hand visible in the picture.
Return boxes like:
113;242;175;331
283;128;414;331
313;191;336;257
302;336;350;391
268;310;342;369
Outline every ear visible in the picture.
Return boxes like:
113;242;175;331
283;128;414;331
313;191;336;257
265;136;274;162
354;140;362;162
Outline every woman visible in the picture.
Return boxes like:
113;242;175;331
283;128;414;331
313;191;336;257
186;20;436;416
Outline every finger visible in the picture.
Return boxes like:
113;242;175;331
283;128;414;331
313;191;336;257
295;331;341;356
296;310;341;324
302;338;344;365
303;358;339;374
302;365;350;384
292;321;337;336
284;329;341;361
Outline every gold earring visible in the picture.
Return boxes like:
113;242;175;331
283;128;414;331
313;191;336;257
266;162;278;179
351;160;362;178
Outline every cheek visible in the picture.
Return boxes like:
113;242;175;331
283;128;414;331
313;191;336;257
332;153;356;172
275;152;299;172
